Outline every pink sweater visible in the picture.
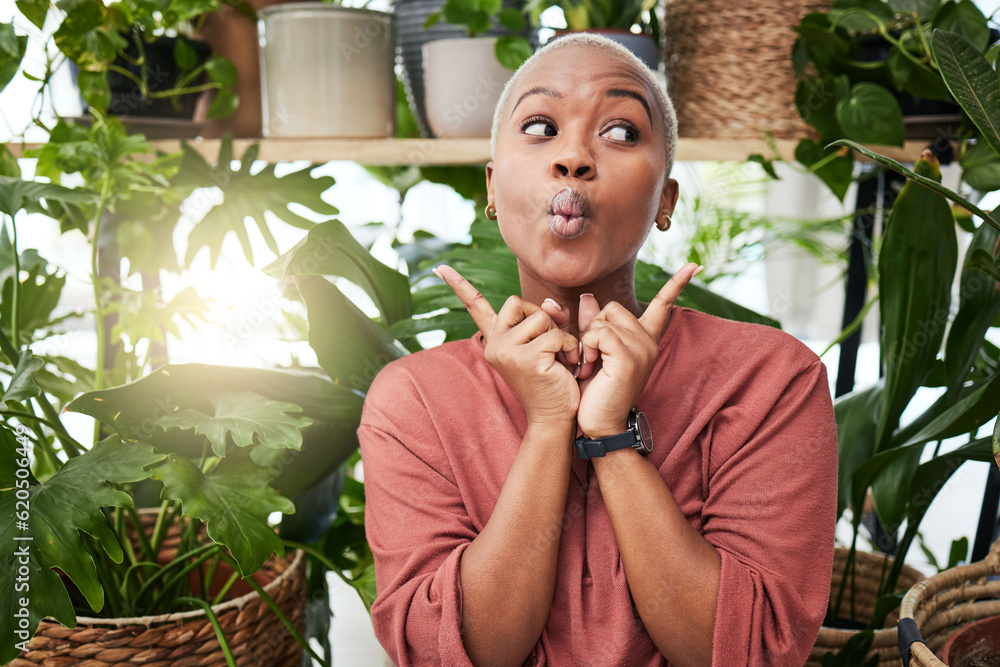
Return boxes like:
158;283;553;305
358;307;838;666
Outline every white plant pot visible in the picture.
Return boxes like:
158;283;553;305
258;4;395;137
422;37;514;139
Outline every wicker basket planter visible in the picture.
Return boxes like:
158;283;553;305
807;547;924;666
899;538;1000;667
662;0;830;140
11;510;307;667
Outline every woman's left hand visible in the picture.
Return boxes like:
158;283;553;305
577;263;701;438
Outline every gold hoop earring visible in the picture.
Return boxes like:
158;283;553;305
485;203;497;221
656;212;672;232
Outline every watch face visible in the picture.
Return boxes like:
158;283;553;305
634;411;653;454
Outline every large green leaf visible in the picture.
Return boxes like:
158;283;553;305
297;275;408;391
795;74;849;141
0;23;26;94
876;151;957;453
943;221;1000;394
52;0;128;70
151;452;295;576
898;372;1000;447
933;0;990;52
932;29;1000;158
960;139;1000;192
65;365;362;497
834;382;883;518
0;176;94;218
264;219;412;326
16;0;49;29
157;390;311;464
0;425;74;664
173;137;338;268
835;83;905;146
0;434;164;661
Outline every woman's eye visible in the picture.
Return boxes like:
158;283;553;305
603;124;638;142
523;120;556;137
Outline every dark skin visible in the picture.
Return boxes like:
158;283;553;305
434;44;721;667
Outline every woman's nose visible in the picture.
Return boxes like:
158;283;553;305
551;133;595;179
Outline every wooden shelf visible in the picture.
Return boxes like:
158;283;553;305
8;136;937;165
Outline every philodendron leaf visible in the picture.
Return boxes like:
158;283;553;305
932;29;1000;158
0;23;26;94
297;275;408;391
835;83;905;147
173;137;338;268
152;452;295;576
876;150;958;453
796;139;854;201
1;350;42;406
0;432;164;661
0;425;73;664
264;219;412;326
157;391;311;465
52;0;128;70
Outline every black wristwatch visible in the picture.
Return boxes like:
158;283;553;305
574;408;653;459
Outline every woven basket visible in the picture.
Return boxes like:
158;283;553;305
661;0;830;140
807;547;925;666
900;538;1000;667
12;510;307;667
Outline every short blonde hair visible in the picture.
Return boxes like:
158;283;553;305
489;33;678;175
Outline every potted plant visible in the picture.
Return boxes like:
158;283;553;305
420;0;534;137
532;0;659;67
805;26;1000;666
789;0;992;200
395;0;536;137
257;2;397;137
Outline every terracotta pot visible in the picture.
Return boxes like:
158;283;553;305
194;0;301;138
938;615;1000;667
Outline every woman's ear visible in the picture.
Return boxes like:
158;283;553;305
659;177;679;217
485;161;495;207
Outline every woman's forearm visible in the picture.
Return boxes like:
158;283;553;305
593;449;721;667
459;418;576;666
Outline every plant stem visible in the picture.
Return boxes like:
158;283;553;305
171;597;238;667
91;191;111;444
31;394;83;458
1;409;83;454
147;83;220;99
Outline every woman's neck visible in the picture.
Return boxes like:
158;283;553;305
517;263;643;337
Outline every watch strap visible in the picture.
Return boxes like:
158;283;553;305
574;431;638;459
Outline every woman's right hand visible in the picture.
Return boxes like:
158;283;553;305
434;265;581;425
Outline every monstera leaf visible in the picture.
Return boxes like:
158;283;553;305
0;431;164;663
157;390;311;465
173;136;339;268
151;452;295;576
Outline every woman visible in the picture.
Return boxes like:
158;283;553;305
358;33;838;666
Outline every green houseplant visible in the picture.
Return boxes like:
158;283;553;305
0;0;243;125
790;0;993;200
809;26;1000;665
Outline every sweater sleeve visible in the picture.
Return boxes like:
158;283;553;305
704;359;838;667
357;362;476;667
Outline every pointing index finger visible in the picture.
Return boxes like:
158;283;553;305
433;264;497;338
640;263;704;340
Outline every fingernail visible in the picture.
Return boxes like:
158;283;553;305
573;362;581;378
580;293;594;300
431;267;443;279
693;265;705;277
543;298;562;311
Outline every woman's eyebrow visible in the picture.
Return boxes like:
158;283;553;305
607;89;652;126
510;87;560;117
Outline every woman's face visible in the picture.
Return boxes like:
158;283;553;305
486;44;678;291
